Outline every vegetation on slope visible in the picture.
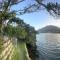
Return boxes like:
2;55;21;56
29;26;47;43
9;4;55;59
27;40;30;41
3;17;36;46
38;25;60;33
3;17;37;60
0;0;60;60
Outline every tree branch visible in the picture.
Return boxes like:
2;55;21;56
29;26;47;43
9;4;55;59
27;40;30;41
10;0;25;6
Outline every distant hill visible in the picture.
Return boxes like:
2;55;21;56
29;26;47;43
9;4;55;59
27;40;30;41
38;25;60;33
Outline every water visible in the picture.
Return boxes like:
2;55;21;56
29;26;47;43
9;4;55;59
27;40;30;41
36;33;60;60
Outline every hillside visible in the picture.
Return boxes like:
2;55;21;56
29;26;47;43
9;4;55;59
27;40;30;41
38;25;60;33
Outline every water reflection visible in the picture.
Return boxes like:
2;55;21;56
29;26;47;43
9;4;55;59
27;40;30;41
36;33;60;60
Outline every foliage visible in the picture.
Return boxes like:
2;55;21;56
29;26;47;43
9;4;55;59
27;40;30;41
3;25;27;38
3;17;36;46
0;0;60;59
25;24;36;45
0;0;60;20
0;0;60;34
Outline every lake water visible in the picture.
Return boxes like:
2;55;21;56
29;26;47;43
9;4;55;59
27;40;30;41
36;33;60;60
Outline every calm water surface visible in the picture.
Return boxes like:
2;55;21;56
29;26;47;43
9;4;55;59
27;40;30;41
36;33;60;60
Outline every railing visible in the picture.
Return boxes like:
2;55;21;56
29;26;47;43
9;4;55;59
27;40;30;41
0;36;31;60
0;36;14;60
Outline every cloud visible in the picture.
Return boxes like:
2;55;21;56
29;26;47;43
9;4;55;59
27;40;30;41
36;18;60;30
47;18;60;27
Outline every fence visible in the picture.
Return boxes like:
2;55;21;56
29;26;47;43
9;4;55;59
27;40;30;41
0;36;15;60
0;36;31;60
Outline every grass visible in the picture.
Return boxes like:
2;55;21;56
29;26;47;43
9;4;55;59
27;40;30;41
11;42;30;60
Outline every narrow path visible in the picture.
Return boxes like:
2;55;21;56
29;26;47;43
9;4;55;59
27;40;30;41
12;42;30;60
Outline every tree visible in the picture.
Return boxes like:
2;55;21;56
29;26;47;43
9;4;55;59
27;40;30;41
0;0;60;19
3;17;36;45
0;0;60;34
7;0;60;17
3;17;27;41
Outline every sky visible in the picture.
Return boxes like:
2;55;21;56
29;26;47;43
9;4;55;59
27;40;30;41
20;10;60;30
11;0;60;30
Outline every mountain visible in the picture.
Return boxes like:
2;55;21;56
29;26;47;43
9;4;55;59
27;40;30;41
38;25;60;33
